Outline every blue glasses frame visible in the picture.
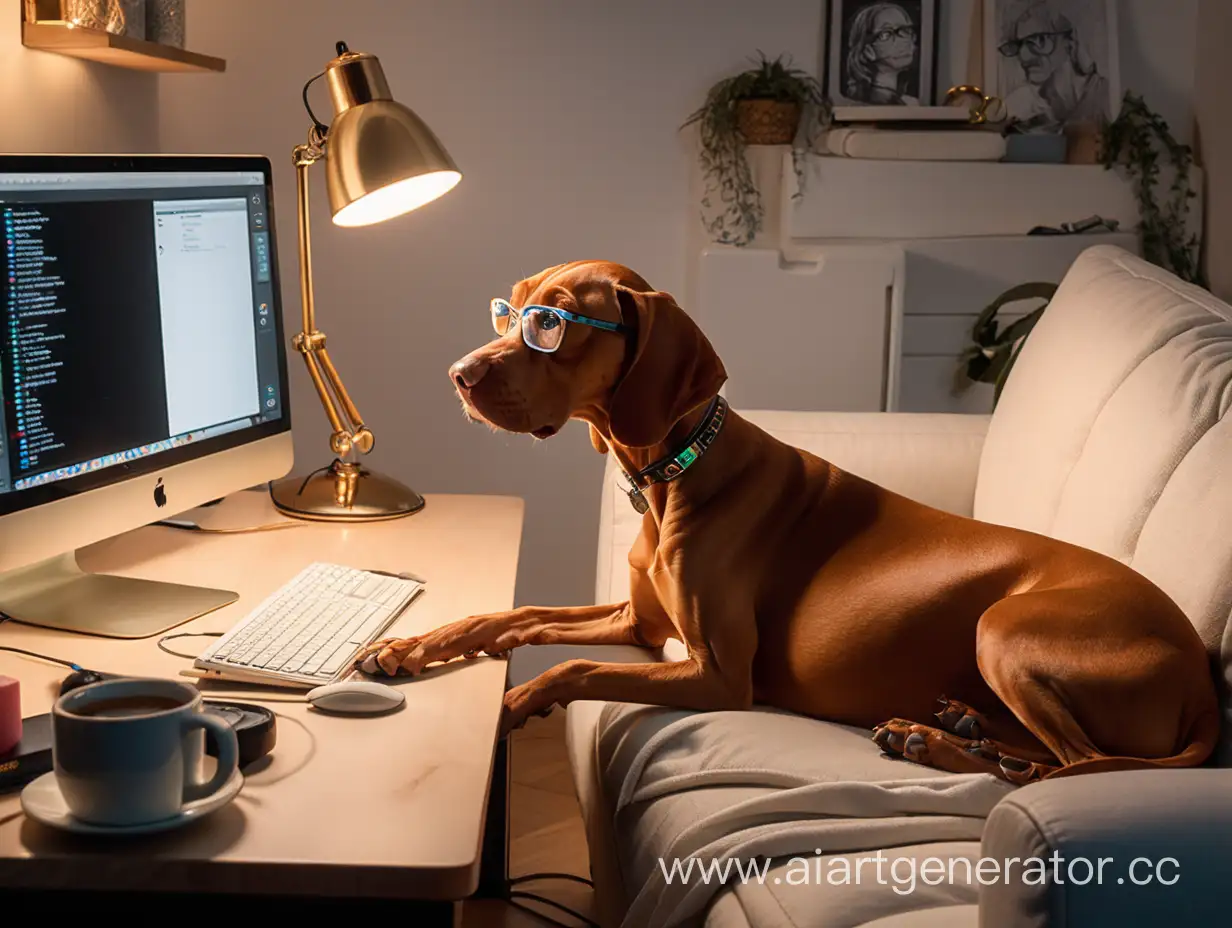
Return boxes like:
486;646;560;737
490;297;630;354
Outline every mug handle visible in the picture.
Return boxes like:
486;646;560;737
181;713;239;807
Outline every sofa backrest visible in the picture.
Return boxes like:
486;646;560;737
976;245;1232;760
594;411;990;606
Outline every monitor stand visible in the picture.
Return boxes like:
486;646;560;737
0;552;238;639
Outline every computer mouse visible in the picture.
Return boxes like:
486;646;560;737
306;680;405;715
58;669;114;696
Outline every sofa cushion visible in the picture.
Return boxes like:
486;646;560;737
577;703;999;927
975;246;1232;758
703;858;982;928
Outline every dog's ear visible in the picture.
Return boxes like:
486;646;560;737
588;424;608;454
607;286;726;448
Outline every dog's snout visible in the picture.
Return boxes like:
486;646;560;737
450;355;491;390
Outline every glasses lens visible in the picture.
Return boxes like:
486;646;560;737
492;299;514;336
523;308;565;352
1024;33;1057;54
874;25;915;42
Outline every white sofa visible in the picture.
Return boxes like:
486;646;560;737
559;247;1232;928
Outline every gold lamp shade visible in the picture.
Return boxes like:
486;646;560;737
322;47;461;228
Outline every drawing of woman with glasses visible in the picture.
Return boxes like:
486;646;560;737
999;0;1110;132
844;2;921;106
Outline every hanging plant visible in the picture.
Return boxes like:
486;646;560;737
1099;92;1204;286
957;282;1058;406
682;53;829;247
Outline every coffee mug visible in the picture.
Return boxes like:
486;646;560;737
52;678;239;826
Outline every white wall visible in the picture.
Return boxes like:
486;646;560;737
1115;0;1199;144
159;0;825;608
1196;0;1231;301
157;0;1199;610
0;13;159;153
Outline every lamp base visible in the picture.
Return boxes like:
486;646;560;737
269;460;425;522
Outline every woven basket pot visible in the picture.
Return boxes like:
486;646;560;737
735;100;801;145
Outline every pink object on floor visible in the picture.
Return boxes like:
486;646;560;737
0;675;21;754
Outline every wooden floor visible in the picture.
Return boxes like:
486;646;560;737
462;709;597;927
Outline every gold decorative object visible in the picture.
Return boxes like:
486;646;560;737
945;85;1006;125
269;42;461;522
62;0;123;33
735;100;801;145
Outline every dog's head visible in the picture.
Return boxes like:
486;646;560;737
449;260;726;449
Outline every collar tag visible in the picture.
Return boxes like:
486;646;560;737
626;483;650;514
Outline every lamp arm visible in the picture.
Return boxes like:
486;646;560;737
290;136;375;457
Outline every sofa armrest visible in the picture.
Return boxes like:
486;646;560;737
980;769;1232;928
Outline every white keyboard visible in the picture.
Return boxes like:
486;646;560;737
195;562;424;687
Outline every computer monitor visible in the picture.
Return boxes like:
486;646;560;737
0;155;293;638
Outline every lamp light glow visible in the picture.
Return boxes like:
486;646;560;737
332;169;460;227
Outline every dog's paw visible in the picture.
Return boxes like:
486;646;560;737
500;682;555;736
354;636;424;677
872;719;929;762
933;696;985;740
998;755;1049;785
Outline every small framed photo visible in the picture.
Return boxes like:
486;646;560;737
985;0;1121;133
826;0;939;108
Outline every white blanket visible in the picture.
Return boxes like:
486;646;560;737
603;708;1015;928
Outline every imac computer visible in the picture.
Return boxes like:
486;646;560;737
0;155;293;638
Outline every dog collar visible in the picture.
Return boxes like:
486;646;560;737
620;396;728;514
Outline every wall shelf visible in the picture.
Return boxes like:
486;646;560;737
21;21;225;73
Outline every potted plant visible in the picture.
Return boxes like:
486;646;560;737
683;53;828;247
958;282;1057;406
1099;92;1204;286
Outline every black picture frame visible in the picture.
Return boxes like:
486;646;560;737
826;0;939;108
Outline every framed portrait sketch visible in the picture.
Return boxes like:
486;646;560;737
986;0;1121;133
826;0;938;108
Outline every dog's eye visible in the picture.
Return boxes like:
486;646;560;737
524;309;565;351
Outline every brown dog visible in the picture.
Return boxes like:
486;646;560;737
358;260;1219;783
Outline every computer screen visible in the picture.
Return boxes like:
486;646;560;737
0;156;289;517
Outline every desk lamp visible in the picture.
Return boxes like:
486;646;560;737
269;41;461;521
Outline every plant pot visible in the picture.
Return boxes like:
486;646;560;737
736;100;800;145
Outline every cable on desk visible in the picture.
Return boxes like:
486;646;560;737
510;873;595;889
156;631;223;660
508;890;600;928
154;519;302;534
0;612;86;671
0;645;82;672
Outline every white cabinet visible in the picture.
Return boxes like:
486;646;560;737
696;245;898;413
693;152;1158;415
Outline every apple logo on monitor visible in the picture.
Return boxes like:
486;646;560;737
154;478;167;509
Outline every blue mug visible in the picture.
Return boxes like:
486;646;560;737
53;678;238;826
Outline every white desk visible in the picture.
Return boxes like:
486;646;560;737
0;490;523;908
